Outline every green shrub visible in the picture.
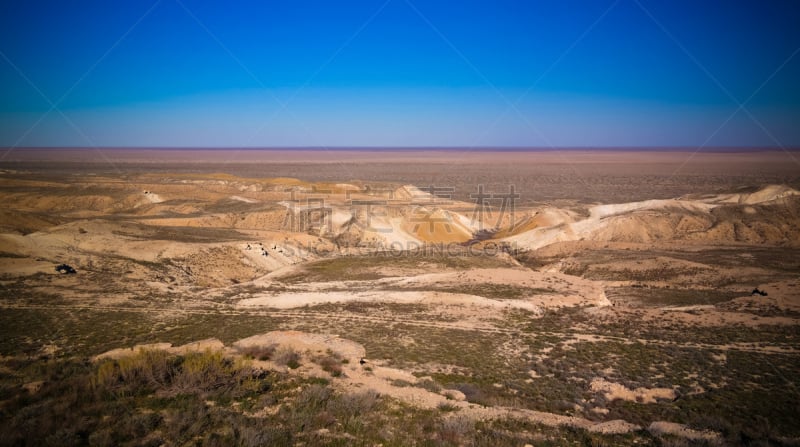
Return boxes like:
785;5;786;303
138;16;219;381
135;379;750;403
318;356;343;377
236;344;277;361
437;402;460;412
274;347;301;369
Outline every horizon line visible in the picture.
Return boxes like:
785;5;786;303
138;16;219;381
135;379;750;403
6;146;800;152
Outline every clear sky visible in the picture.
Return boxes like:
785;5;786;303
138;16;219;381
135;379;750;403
1;0;799;147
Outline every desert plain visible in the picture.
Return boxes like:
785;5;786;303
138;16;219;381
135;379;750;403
0;148;799;446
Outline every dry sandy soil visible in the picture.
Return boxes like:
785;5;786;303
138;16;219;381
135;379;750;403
0;149;799;445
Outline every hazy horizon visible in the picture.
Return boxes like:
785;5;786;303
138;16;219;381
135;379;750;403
6;146;800;152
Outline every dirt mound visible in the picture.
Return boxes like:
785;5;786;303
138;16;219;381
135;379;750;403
587;420;642;434
648;421;721;442
720;279;800;313
234;331;366;362
94;339;225;361
590;378;676;404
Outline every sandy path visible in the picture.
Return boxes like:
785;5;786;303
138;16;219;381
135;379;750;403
237;290;542;312
244;266;610;311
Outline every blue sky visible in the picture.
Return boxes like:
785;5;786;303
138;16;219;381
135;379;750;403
1;0;799;147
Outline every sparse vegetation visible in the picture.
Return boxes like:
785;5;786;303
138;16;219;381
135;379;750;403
1;166;799;445
314;350;344;377
0;351;651;447
279;252;515;283
437;402;460;412
236;343;277;361
397;282;556;299
605;286;743;307
273;346;301;369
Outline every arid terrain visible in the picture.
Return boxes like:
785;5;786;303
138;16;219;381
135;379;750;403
0;149;799;446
